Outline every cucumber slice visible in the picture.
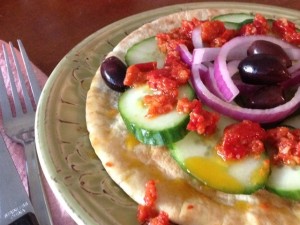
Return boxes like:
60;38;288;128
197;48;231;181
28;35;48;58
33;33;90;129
212;13;254;24
267;116;300;200
224;19;253;30
169;116;270;194
266;165;300;200
213;13;254;30
125;36;165;67
118;84;195;146
223;22;241;30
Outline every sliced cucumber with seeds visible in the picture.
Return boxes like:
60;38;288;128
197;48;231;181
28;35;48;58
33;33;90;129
223;22;242;30
267;116;300;200
118;83;195;146
266;165;300;200
223;19;254;30
125;36;165;67
212;13;254;23
169;116;270;194
213;13;255;30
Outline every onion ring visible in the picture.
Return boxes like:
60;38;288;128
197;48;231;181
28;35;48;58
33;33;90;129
214;35;300;102
191;64;300;123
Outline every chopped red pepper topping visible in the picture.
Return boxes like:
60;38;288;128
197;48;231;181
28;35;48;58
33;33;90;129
144;180;157;207
238;14;300;44
144;94;177;118
177;98;219;136
176;97;199;114
124;62;157;87
137;180;170;225
164;55;191;85
146;69;179;97
156;18;203;54
200;20;237;47
239;13;270;36
210;29;237;47
105;162;114;167
272;18;300;45
266;127;300;166
157;18;237;52
217;120;266;160
200;20;226;43
148;211;169;225
137;205;156;224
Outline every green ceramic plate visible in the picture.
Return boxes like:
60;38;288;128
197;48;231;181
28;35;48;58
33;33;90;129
35;2;300;225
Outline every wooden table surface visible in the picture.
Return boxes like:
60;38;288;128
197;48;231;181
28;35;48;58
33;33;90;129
1;0;300;76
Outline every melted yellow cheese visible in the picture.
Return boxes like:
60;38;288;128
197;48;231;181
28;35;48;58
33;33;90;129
234;200;251;211
125;133;140;150
185;156;244;193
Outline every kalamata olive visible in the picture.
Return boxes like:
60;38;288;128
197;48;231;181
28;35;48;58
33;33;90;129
100;56;128;92
236;85;287;109
247;40;292;67
233;74;264;95
238;54;291;85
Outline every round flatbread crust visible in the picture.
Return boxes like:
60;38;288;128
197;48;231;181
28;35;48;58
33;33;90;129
86;9;300;225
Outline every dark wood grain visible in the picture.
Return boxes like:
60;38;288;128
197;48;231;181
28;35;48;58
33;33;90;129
0;0;299;76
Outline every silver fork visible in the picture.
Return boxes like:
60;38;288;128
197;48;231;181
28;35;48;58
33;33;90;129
0;40;53;225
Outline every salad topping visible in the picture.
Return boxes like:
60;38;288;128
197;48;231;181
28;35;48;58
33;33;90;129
137;180;169;225
217;120;266;160
120;13;300;163
177;98;219;135
100;12;300;202
266;127;300;166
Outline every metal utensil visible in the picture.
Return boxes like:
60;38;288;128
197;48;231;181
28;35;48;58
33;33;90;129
0;40;53;225
0;134;39;225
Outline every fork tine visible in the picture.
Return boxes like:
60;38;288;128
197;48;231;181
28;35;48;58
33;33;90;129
2;43;23;117
17;40;41;105
9;42;34;114
0;67;13;121
1;40;53;225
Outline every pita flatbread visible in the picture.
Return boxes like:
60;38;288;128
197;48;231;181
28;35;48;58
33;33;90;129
86;9;300;225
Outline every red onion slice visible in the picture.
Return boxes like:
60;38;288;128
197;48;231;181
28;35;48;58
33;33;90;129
192;26;203;48
282;70;300;89
198;63;223;98
227;60;240;77
191;64;300;124
192;48;220;64
177;44;192;65
284;47;300;60
288;60;300;74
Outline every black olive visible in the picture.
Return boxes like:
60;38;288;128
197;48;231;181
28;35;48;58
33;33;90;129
238;54;291;85
100;56;128;92
247;40;292;67
236;85;287;109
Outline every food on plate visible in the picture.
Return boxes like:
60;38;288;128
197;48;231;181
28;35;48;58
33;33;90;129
86;9;300;225
119;82;195;145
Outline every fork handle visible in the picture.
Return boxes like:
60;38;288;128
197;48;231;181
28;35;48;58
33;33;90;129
24;141;54;225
